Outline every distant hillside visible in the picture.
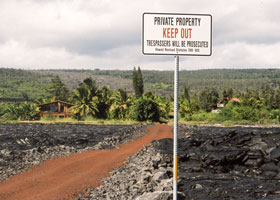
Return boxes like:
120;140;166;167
0;68;135;100
34;68;280;96
34;70;134;92
92;68;280;80
0;68;52;99
70;68;280;94
1;68;280;100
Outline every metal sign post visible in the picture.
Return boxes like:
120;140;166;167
173;55;179;200
142;13;212;199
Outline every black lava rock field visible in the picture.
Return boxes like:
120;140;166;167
2;123;280;200
83;125;280;200
158;125;280;199
0;123;148;182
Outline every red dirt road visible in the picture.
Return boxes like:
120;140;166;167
0;124;173;200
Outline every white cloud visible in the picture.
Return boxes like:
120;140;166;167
0;0;279;70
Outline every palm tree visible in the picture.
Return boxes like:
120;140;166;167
83;77;98;96
110;89;131;119
70;84;98;120
96;86;112;118
143;92;170;120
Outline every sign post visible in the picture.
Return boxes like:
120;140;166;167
142;12;212;200
173;55;179;199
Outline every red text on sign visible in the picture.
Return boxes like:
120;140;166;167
163;28;193;39
163;28;178;38
181;28;192;39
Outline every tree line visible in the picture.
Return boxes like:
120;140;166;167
3;68;280;100
0;67;169;122
1;67;280;123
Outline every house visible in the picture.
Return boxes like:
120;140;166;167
217;103;225;108
211;109;220;113
37;100;75;118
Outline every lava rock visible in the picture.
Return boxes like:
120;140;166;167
152;171;169;182
271;148;280;160
0;123;149;182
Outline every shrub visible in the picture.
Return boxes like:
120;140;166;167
191;110;209;121
3;102;39;121
130;97;160;122
270;109;280;122
0;103;9;117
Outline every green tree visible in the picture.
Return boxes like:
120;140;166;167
70;78;99;120
83;77;98;96
179;86;199;119
199;87;219;112
222;88;233;104
47;76;69;101
144;92;170;121
96;86;112;119
132;66;144;98
182;85;190;101
132;67;138;96
109;89;131;119
130;96;160;122
179;98;199;119
273;90;280;109
137;67;144;96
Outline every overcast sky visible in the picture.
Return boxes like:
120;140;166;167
0;0;280;70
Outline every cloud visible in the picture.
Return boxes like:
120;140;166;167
213;0;280;45
178;41;280;70
0;0;279;70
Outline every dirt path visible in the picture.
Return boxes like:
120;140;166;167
0;124;173;200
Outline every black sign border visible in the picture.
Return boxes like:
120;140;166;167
142;12;212;56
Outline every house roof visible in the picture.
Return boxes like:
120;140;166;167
37;100;75;107
229;97;240;102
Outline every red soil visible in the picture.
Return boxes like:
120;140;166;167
0;124;173;200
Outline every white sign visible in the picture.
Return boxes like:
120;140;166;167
142;13;212;56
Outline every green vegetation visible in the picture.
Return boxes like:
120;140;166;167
178;86;280;125
109;89;132;120
198;87;219;112
130;96;160;122
70;78;99;120
4;68;280;99
2;67;280;125
0;102;39;121
21;68;280;97
67;70;170;122
0;68;52;99
132;66;144;98
47;76;69;101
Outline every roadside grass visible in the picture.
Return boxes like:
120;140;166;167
1;113;280;126
18;117;144;125
82;116;142;125
176;112;280;127
0;119;19;124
